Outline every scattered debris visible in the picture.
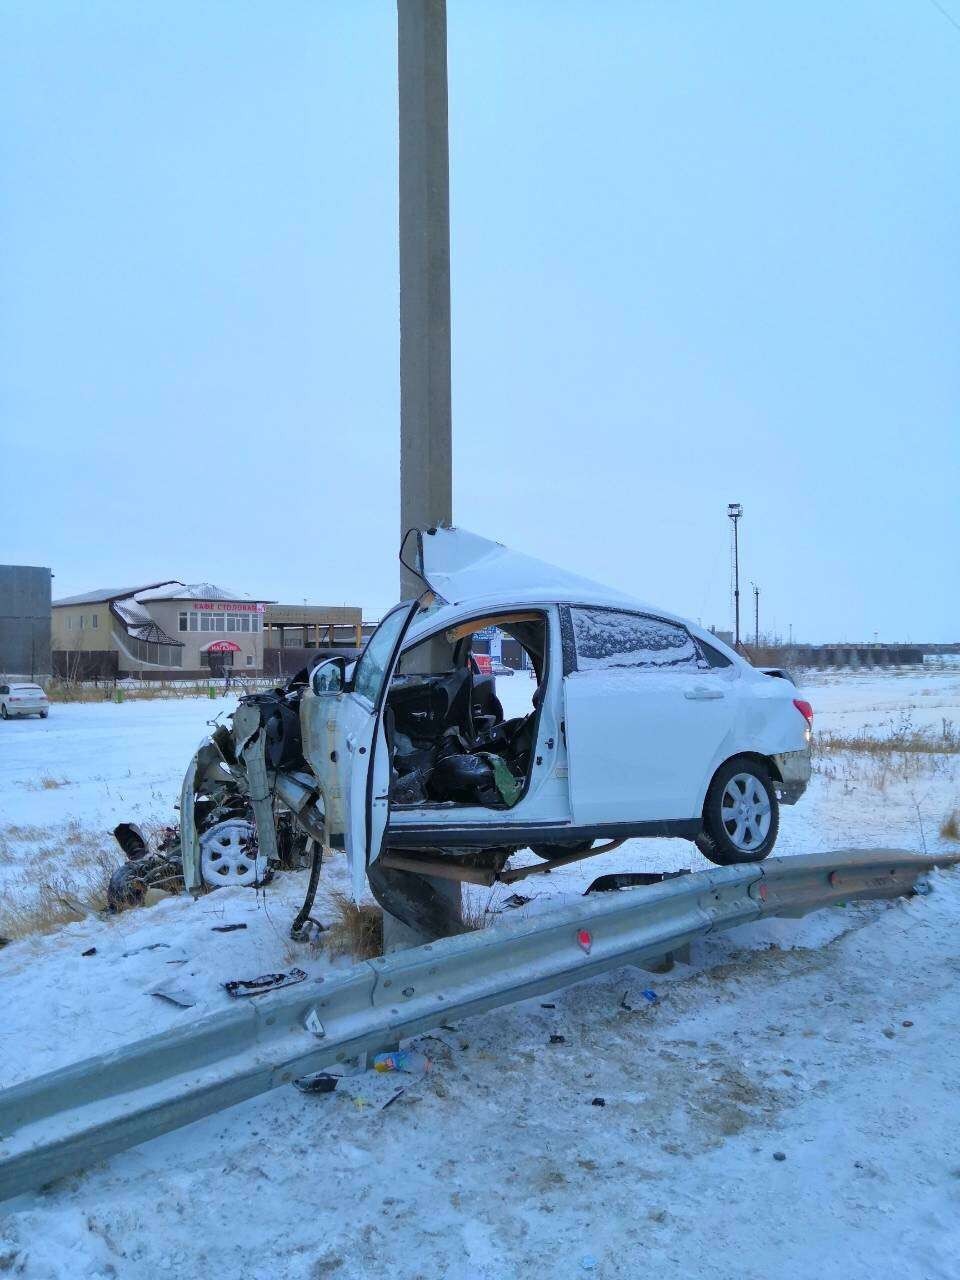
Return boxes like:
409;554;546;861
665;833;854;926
501;893;532;909
336;1074;406;1111
81;946;97;957
902;1020;914;1028
619;991;632;1011
641;989;659;1004
372;1050;431;1075
293;1072;340;1095
122;942;170;958
591;1097;606;1108
585;870;690;894
151;981;198;1009
107;862;149;913
224;967;308;998
549;1034;566;1044
773;1151;787;1161
540;1003;556;1010
580;1257;598;1272
882;1027;896;1039
211;923;248;934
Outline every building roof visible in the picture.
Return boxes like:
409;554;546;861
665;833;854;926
55;581;273;607
136;583;272;603
53;582;181;607
112;599;153;627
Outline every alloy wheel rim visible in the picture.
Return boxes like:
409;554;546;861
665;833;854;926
721;772;771;851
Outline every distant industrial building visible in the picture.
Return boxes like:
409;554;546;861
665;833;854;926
52;582;274;678
0;565;53;680
261;604;369;678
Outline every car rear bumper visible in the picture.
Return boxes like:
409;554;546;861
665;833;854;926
5;705;47;716
772;748;811;804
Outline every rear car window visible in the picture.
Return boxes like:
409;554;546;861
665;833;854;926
570;607;700;671
696;640;733;669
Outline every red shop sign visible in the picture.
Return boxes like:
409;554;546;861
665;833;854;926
206;640;241;653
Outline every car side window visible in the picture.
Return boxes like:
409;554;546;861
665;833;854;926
696;639;733;669
570;607;700;672
352;605;410;707
0;686;7;695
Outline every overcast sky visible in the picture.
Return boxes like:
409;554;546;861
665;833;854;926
2;1;957;641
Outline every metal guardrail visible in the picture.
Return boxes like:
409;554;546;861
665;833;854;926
0;849;956;1201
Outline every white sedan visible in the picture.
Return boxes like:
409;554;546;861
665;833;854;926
182;528;813;930
0;682;49;719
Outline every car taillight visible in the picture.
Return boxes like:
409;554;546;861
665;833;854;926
793;698;814;727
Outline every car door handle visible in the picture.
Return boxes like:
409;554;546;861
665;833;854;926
684;687;725;700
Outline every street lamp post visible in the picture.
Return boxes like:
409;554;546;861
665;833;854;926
727;503;743;648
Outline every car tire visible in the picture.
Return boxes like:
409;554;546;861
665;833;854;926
40;710;48;719
695;758;779;866
0;705;7;720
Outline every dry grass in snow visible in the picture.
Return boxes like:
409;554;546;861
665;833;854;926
812;713;960;793
321;889;384;960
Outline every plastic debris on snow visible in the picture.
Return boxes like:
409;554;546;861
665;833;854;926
336;1074;406;1111
373;1049;431;1075
223;967;307;998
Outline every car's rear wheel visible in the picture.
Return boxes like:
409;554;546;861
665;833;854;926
0;705;7;720
696;758;778;865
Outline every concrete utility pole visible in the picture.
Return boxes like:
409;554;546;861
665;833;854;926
386;0;461;951
398;0;452;601
752;583;760;647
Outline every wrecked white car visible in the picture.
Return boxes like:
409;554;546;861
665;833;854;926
179;528;812;934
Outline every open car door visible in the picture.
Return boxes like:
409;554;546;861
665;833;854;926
301;601;418;897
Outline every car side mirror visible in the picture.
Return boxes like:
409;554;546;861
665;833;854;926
311;657;346;695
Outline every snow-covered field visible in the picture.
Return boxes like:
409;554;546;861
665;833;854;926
1;671;958;1278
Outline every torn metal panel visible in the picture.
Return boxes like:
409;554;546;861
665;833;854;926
238;727;279;871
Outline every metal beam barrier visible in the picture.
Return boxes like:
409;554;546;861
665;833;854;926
0;850;955;1200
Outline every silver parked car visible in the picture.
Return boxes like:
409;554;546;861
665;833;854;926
0;682;50;719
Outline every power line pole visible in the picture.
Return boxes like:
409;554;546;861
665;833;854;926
752;583;760;647
727;503;743;648
388;0;462;951
398;0;452;602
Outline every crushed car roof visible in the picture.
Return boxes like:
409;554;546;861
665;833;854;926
417;526;659;613
404;526;742;664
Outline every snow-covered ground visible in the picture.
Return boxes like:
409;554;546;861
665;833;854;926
1;670;958;1278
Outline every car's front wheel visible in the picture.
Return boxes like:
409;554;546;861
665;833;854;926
0;705;7;720
696;758;779;865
